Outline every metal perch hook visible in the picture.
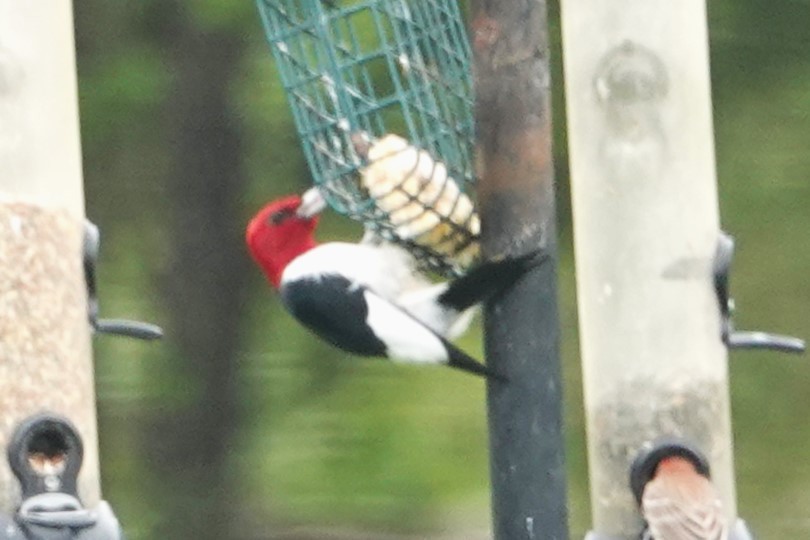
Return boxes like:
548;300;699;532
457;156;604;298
713;231;804;354
1;413;125;539
83;220;163;341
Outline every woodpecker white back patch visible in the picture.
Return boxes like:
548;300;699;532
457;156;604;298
398;283;476;340
362;290;449;364
281;241;428;299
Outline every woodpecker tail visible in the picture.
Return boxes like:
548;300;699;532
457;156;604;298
438;249;548;312
443;339;505;380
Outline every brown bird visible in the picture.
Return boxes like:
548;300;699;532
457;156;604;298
641;455;727;540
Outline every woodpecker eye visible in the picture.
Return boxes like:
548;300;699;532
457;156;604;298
269;208;295;225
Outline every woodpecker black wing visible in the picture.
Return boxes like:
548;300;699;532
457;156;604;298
438;249;547;312
395;249;548;340
280;275;388;357
444;340;501;379
280;274;498;378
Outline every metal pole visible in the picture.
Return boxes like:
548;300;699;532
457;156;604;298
560;0;736;537
0;1;99;513
471;2;568;539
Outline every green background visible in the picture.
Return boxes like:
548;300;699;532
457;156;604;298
73;1;810;538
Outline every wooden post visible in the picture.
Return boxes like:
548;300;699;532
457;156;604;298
560;0;736;537
0;1;99;513
472;1;568;539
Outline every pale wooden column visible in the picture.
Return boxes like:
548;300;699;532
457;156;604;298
0;1;99;512
560;0;736;536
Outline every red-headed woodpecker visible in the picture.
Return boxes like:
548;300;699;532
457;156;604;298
640;455;727;540
245;188;543;378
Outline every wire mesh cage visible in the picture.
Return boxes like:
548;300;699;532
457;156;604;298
257;0;478;276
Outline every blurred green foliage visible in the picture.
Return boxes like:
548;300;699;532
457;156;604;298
72;1;810;538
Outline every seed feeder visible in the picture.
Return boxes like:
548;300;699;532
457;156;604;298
256;0;478;276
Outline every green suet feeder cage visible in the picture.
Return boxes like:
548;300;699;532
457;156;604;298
257;0;477;276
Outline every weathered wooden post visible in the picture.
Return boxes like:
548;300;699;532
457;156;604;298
560;0;737;537
472;1;568;539
0;1;100;512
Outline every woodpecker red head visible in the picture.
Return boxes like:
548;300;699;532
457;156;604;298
245;190;324;288
246;188;544;378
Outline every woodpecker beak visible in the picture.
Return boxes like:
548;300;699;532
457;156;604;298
297;187;327;218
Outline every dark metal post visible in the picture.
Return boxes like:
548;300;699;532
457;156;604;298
471;2;567;539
